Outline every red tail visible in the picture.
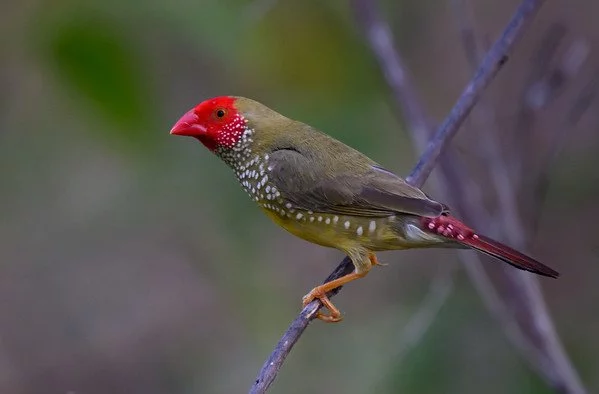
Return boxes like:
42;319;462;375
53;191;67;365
421;215;559;278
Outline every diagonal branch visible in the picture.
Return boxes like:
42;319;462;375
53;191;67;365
249;1;547;392
448;1;585;392
407;0;545;187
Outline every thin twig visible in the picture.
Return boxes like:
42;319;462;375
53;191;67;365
249;1;547;392
390;265;454;361
449;2;586;392
353;0;432;151
407;0;546;187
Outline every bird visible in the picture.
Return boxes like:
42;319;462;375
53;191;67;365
170;96;559;322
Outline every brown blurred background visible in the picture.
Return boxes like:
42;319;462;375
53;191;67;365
1;0;598;393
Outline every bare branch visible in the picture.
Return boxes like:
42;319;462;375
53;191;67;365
353;0;432;151
250;258;353;394
391;265;454;361
407;0;546;187
449;2;586;392
249;1;548;392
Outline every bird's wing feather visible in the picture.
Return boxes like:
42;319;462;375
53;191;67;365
267;148;444;218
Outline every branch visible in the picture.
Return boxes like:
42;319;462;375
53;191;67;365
389;265;454;362
353;0;431;152
448;2;586;392
250;1;546;392
407;0;546;186
250;258;353;394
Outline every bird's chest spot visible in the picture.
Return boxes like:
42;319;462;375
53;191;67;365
231;153;286;208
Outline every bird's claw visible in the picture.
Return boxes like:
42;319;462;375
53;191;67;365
302;288;343;323
369;253;387;267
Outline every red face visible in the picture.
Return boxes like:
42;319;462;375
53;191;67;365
170;96;247;151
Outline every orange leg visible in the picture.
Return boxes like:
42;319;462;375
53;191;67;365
302;253;377;323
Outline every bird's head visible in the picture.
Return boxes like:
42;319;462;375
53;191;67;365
170;96;291;158
170;96;247;152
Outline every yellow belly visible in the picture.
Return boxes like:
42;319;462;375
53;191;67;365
261;207;409;253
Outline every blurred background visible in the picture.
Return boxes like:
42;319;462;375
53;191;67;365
1;0;598;393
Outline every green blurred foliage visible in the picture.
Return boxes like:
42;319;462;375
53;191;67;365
47;17;153;137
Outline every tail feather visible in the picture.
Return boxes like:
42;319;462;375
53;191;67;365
421;215;559;278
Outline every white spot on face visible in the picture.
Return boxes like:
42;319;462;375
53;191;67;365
344;221;350;229
369;220;376;232
325;218;331;224
296;213;303;220
356;226;363;236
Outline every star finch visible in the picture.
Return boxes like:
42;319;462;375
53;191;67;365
170;96;558;322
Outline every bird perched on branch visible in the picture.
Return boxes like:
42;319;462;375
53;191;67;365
170;96;559;322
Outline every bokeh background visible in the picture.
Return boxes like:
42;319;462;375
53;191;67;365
1;0;598;393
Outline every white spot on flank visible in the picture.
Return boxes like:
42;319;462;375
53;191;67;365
318;216;323;222
266;186;271;193
344;221;350;229
309;217;315;222
325;218;331;224
296;213;303;220
369;220;376;232
357;226;363;236
333;216;339;224
285;203;292;209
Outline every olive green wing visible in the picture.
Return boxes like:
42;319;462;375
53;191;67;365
267;148;444;218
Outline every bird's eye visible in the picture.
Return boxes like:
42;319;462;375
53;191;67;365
215;109;226;118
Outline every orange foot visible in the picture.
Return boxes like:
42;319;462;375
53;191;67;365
302;289;343;323
301;270;369;323
370;253;387;267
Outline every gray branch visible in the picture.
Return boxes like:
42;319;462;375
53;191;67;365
449;2;586;392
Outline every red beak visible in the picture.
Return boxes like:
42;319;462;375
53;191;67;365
170;110;205;136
